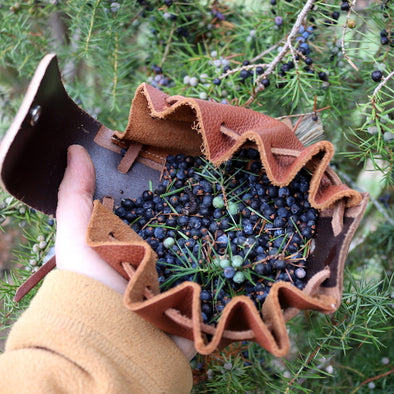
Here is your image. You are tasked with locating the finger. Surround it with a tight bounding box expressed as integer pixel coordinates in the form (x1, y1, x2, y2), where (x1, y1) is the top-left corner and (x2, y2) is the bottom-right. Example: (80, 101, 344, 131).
(56, 144, 96, 239)
(170, 336, 197, 361)
(55, 144, 96, 265)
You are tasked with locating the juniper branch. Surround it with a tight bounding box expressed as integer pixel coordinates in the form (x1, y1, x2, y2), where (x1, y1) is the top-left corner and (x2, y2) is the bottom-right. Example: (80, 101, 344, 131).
(254, 0, 316, 85)
(350, 369, 394, 394)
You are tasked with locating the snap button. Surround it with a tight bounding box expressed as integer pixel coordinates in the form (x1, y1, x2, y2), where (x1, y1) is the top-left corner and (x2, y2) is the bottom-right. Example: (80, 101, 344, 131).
(29, 105, 42, 126)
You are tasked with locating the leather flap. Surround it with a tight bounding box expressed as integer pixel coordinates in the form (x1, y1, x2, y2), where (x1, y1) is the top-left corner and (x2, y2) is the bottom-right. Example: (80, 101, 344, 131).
(0, 54, 161, 216)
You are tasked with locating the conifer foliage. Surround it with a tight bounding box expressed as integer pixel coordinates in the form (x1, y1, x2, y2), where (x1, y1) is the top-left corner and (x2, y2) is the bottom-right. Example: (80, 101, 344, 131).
(0, 1, 393, 392)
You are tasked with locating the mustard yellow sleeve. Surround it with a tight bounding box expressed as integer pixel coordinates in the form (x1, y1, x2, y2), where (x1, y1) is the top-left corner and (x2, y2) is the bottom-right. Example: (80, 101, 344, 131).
(0, 270, 193, 394)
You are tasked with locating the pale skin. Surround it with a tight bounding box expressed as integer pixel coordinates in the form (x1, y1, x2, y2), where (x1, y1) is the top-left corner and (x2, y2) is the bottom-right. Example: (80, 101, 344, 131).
(55, 144, 196, 361)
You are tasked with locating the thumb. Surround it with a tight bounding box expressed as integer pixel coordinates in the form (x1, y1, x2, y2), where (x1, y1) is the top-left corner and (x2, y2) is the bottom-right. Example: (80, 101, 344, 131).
(55, 144, 128, 293)
(55, 144, 97, 269)
(56, 144, 95, 230)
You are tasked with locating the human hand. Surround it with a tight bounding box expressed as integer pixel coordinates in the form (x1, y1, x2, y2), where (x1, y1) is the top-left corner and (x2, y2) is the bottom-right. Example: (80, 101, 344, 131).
(55, 144, 129, 293)
(55, 145, 196, 360)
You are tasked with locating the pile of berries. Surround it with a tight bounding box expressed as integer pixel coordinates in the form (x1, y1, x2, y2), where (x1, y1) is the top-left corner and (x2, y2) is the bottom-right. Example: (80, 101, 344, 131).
(114, 149, 318, 324)
(146, 65, 173, 89)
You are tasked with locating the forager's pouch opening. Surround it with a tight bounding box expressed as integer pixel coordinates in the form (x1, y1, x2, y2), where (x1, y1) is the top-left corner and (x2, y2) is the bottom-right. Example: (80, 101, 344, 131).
(0, 54, 368, 356)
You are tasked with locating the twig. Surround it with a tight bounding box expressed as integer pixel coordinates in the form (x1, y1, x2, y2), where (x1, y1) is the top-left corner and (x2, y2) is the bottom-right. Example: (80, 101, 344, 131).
(371, 70, 394, 105)
(285, 317, 344, 392)
(350, 368, 394, 394)
(341, 0, 359, 71)
(285, 352, 334, 391)
(221, 0, 315, 91)
(84, 0, 101, 55)
(111, 32, 119, 105)
(250, 43, 282, 63)
(243, 0, 316, 105)
(220, 63, 268, 80)
(255, 0, 315, 83)
(275, 106, 330, 120)
(160, 22, 175, 68)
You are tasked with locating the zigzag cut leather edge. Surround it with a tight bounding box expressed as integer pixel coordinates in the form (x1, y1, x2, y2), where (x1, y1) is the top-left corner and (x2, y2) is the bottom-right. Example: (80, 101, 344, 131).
(87, 201, 337, 356)
(116, 83, 362, 210)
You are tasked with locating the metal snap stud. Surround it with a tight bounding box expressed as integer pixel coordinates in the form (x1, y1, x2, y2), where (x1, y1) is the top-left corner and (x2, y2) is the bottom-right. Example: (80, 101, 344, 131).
(29, 105, 42, 126)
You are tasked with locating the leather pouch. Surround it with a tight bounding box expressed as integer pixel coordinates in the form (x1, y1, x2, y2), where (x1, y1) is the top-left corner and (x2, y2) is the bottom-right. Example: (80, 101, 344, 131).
(0, 54, 368, 356)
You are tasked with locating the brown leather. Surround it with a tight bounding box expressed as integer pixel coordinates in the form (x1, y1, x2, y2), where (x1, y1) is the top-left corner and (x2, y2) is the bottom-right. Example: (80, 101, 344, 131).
(86, 192, 368, 356)
(117, 83, 362, 210)
(0, 54, 368, 356)
(0, 55, 164, 215)
(14, 256, 57, 302)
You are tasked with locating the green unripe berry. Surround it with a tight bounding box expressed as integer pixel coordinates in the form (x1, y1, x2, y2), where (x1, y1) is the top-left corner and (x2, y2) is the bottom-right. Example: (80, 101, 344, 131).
(219, 258, 231, 268)
(213, 195, 225, 209)
(233, 271, 245, 283)
(212, 257, 222, 267)
(163, 237, 175, 248)
(227, 201, 239, 215)
(231, 255, 243, 268)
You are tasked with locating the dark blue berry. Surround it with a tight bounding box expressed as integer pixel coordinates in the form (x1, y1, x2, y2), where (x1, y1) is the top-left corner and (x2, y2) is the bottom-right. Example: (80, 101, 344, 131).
(213, 208, 224, 219)
(277, 207, 290, 219)
(115, 206, 126, 218)
(144, 208, 155, 219)
(301, 228, 313, 238)
(201, 302, 212, 316)
(381, 36, 389, 45)
(219, 217, 230, 230)
(278, 187, 290, 198)
(291, 204, 301, 214)
(274, 259, 286, 270)
(281, 63, 290, 73)
(340, 1, 350, 11)
(200, 180, 213, 193)
(240, 69, 251, 79)
(371, 70, 383, 82)
(278, 272, 290, 281)
(224, 266, 235, 279)
(189, 217, 202, 229)
(147, 238, 159, 249)
(217, 234, 229, 246)
(274, 197, 286, 208)
(177, 216, 189, 226)
(273, 216, 285, 228)
(208, 222, 218, 233)
(154, 227, 167, 240)
(305, 57, 313, 65)
(200, 290, 212, 301)
(286, 196, 296, 206)
(121, 198, 135, 210)
(318, 71, 328, 81)
(142, 190, 153, 201)
(143, 201, 154, 210)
